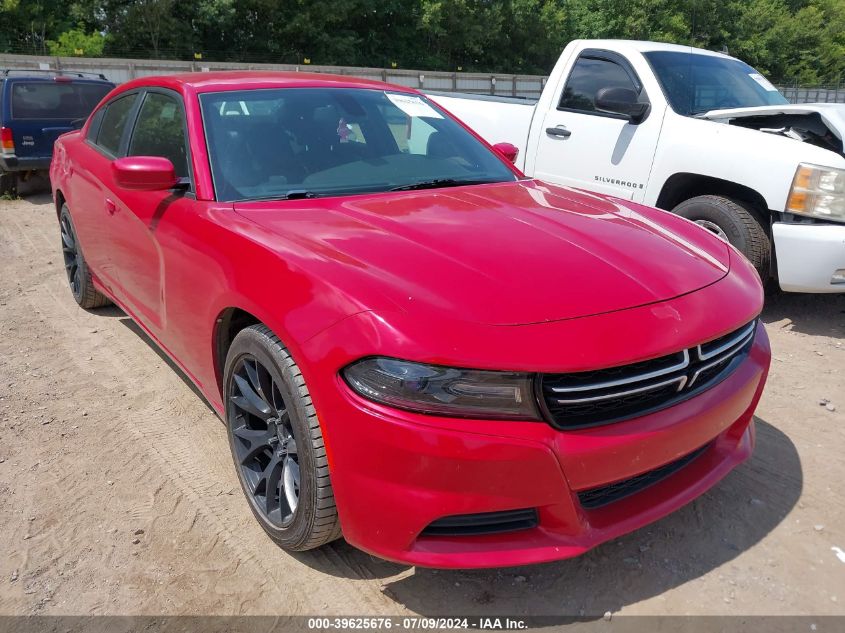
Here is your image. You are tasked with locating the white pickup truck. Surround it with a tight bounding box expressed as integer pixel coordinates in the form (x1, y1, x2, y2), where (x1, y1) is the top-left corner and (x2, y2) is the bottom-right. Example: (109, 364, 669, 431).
(429, 40, 845, 293)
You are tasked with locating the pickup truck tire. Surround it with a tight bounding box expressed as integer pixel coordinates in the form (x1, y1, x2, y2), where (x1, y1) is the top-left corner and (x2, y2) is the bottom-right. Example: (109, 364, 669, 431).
(671, 195, 770, 280)
(0, 171, 16, 196)
(59, 205, 112, 309)
(224, 325, 342, 551)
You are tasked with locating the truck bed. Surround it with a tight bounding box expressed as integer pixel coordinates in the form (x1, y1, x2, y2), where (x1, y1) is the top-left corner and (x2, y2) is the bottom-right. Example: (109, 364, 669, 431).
(426, 91, 536, 169)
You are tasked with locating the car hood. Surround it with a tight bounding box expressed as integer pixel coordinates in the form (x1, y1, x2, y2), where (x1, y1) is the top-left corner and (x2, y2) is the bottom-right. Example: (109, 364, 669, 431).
(234, 181, 730, 326)
(702, 104, 845, 142)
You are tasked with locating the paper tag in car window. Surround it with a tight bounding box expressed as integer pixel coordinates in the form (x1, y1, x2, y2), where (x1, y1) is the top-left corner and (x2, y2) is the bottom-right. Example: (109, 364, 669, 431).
(748, 73, 778, 92)
(385, 93, 443, 119)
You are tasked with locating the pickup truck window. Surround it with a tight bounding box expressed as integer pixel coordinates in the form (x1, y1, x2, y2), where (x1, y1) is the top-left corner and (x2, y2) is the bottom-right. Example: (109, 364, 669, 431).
(95, 93, 138, 156)
(200, 88, 517, 202)
(128, 92, 190, 179)
(644, 51, 789, 116)
(559, 56, 639, 113)
(10, 81, 111, 120)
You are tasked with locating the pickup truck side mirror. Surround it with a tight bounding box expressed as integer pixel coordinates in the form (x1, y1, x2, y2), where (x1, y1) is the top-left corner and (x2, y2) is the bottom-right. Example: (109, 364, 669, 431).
(595, 87, 649, 124)
(112, 156, 178, 191)
(492, 142, 519, 164)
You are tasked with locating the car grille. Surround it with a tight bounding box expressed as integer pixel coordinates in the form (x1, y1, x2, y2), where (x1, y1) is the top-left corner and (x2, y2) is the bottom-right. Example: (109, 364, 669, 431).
(577, 442, 712, 509)
(540, 321, 757, 429)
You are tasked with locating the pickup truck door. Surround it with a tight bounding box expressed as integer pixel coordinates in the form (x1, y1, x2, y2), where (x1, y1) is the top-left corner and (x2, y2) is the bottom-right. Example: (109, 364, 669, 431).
(108, 88, 195, 336)
(532, 50, 665, 202)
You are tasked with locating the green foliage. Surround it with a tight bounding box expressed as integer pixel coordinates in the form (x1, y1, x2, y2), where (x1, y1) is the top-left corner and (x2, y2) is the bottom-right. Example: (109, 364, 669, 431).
(46, 28, 106, 56)
(1, 0, 843, 84)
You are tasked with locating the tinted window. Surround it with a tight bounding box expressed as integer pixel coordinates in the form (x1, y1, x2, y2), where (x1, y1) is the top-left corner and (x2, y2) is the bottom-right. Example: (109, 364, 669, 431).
(200, 88, 517, 202)
(559, 57, 638, 112)
(96, 94, 138, 156)
(11, 81, 112, 120)
(86, 107, 105, 142)
(128, 92, 189, 179)
(644, 51, 789, 115)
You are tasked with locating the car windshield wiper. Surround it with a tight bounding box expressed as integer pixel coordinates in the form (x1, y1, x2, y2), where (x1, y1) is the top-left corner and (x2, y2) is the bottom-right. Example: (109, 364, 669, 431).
(389, 178, 499, 192)
(236, 190, 320, 202)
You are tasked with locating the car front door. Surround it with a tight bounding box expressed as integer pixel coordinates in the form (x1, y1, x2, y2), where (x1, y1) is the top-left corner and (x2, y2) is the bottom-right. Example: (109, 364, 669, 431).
(107, 88, 195, 335)
(532, 50, 665, 202)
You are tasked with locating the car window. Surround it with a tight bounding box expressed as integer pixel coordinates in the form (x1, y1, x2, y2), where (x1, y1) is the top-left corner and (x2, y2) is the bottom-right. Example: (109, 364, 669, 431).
(559, 56, 639, 113)
(200, 87, 517, 202)
(10, 81, 112, 120)
(95, 94, 138, 156)
(85, 107, 106, 143)
(128, 92, 189, 179)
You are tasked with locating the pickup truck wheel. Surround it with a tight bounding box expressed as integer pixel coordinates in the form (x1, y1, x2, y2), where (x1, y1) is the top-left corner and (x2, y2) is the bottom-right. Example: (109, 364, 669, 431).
(59, 205, 111, 309)
(0, 171, 16, 196)
(224, 325, 341, 551)
(671, 195, 771, 281)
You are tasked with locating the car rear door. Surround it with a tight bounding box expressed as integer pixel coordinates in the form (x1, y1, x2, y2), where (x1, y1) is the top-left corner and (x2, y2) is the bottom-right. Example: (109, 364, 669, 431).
(532, 50, 665, 202)
(67, 91, 141, 294)
(7, 78, 112, 163)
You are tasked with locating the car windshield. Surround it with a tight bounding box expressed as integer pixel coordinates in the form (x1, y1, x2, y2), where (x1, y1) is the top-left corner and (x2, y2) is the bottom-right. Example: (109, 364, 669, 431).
(644, 51, 789, 116)
(199, 87, 517, 202)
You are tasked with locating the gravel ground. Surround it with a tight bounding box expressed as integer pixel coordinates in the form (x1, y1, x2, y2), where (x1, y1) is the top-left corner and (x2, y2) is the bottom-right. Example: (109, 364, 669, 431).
(0, 190, 844, 617)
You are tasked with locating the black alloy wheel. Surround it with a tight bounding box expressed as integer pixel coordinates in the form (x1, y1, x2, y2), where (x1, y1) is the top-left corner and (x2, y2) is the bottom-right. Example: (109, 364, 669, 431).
(59, 205, 110, 309)
(60, 211, 82, 301)
(229, 354, 301, 527)
(223, 324, 341, 551)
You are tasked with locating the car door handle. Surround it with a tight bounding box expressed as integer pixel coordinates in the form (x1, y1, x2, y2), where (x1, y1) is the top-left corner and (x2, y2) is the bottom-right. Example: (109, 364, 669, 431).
(105, 198, 117, 215)
(546, 126, 572, 138)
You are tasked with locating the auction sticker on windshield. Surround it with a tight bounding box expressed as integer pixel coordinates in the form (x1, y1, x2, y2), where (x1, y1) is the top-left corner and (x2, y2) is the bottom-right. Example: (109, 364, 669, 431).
(748, 73, 779, 92)
(386, 92, 443, 118)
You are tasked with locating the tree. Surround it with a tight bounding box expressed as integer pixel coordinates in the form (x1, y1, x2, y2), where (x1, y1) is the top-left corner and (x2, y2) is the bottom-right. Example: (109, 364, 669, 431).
(2, 0, 844, 84)
(46, 28, 106, 56)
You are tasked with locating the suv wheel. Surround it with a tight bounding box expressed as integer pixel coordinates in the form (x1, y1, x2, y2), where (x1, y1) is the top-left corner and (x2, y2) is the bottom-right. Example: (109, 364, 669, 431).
(0, 171, 16, 197)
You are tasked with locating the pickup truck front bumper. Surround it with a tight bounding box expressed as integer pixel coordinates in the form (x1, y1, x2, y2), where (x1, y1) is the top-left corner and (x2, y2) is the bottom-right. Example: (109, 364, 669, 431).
(773, 222, 845, 293)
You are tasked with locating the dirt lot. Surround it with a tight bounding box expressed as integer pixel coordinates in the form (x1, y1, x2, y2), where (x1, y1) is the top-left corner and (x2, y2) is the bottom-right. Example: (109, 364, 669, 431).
(0, 190, 844, 618)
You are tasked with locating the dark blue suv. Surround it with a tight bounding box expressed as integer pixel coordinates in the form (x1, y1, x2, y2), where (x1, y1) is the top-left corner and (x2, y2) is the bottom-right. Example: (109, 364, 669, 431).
(1, 70, 114, 194)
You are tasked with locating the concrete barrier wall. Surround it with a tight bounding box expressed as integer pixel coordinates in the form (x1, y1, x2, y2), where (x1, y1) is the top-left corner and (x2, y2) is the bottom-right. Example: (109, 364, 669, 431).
(0, 53, 547, 99)
(2, 53, 841, 103)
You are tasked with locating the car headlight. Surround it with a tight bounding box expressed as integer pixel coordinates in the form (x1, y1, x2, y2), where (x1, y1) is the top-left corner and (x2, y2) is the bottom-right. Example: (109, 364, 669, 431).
(786, 163, 845, 223)
(342, 357, 541, 420)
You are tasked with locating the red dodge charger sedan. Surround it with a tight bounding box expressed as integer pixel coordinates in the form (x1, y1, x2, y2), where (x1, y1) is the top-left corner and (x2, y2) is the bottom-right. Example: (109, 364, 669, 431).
(50, 72, 770, 568)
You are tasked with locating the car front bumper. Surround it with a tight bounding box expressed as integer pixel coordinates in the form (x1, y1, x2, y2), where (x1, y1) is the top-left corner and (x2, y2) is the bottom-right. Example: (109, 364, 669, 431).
(773, 221, 845, 293)
(315, 322, 770, 568)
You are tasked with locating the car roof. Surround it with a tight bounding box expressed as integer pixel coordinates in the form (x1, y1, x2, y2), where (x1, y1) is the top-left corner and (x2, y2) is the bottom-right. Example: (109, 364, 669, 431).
(575, 39, 739, 61)
(119, 71, 417, 95)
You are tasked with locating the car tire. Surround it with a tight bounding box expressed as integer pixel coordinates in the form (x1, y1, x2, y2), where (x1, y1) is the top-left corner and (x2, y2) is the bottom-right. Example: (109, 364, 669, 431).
(59, 205, 112, 309)
(0, 171, 16, 196)
(671, 195, 771, 281)
(224, 324, 341, 551)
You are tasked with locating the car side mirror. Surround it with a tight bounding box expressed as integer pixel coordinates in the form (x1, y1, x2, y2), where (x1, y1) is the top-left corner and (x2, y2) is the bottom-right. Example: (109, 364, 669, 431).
(492, 142, 519, 164)
(112, 156, 178, 191)
(595, 87, 649, 124)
